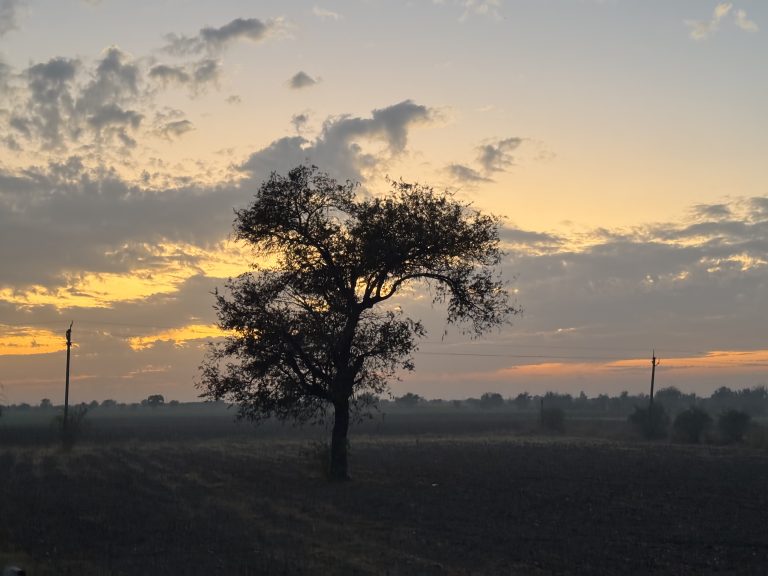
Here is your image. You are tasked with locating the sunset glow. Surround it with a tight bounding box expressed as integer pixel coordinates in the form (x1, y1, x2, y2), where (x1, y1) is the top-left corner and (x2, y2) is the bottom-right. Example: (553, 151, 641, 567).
(1, 0, 766, 403)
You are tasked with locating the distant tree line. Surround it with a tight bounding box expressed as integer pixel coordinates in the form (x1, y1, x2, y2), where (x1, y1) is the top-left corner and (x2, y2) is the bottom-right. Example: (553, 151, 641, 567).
(2, 386, 766, 417)
(379, 385, 768, 417)
(1, 395, 181, 412)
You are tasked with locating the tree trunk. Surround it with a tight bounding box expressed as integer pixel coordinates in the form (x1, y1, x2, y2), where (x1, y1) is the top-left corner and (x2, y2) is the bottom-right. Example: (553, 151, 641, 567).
(330, 397, 350, 481)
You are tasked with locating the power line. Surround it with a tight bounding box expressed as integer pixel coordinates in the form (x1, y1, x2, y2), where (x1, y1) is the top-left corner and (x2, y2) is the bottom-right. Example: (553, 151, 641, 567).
(415, 351, 638, 361)
(0, 319, 208, 330)
(1, 321, 766, 366)
(420, 341, 708, 356)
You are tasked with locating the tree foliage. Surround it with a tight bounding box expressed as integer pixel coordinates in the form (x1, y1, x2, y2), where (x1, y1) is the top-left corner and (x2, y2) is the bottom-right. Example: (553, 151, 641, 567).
(199, 165, 518, 479)
(718, 409, 751, 444)
(672, 406, 712, 443)
(629, 403, 669, 440)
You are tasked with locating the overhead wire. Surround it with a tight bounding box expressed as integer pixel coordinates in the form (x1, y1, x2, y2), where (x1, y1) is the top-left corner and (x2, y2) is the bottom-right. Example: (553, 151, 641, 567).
(1, 321, 767, 367)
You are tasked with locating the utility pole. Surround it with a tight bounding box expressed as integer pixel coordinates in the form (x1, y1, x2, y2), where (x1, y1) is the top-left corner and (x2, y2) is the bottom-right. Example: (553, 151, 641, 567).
(64, 321, 73, 432)
(649, 349, 660, 407)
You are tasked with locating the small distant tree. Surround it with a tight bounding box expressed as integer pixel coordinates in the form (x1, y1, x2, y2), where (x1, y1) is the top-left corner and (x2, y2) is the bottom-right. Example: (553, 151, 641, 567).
(199, 165, 517, 480)
(146, 394, 165, 407)
(479, 392, 504, 409)
(594, 394, 610, 412)
(39, 398, 53, 410)
(513, 392, 531, 410)
(394, 392, 423, 407)
(672, 406, 712, 443)
(718, 410, 751, 444)
(101, 399, 117, 408)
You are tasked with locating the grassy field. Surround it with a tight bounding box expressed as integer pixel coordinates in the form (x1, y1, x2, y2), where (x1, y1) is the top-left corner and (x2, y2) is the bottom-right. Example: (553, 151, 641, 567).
(1, 409, 767, 575)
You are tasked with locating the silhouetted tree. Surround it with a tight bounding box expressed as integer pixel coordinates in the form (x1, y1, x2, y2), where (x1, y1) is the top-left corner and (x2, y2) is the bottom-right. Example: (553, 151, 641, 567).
(145, 394, 165, 407)
(672, 406, 712, 443)
(39, 398, 53, 410)
(199, 165, 517, 480)
(479, 392, 504, 409)
(629, 403, 669, 439)
(394, 392, 423, 407)
(594, 394, 610, 412)
(718, 410, 751, 444)
(513, 392, 531, 410)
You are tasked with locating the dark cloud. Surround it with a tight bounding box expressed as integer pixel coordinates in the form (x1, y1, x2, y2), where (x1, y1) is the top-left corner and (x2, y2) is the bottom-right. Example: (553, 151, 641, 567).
(693, 203, 731, 220)
(288, 71, 317, 90)
(750, 197, 768, 218)
(0, 100, 436, 293)
(501, 198, 768, 355)
(501, 227, 563, 248)
(241, 100, 435, 182)
(0, 57, 10, 86)
(192, 58, 220, 86)
(78, 47, 140, 111)
(148, 59, 221, 94)
(446, 163, 492, 184)
(0, 0, 22, 37)
(22, 57, 79, 149)
(477, 137, 522, 173)
(291, 112, 309, 133)
(446, 136, 523, 184)
(87, 104, 142, 131)
(163, 17, 283, 56)
(156, 119, 194, 140)
(238, 135, 311, 180)
(148, 64, 190, 85)
(0, 158, 249, 288)
(8, 48, 146, 152)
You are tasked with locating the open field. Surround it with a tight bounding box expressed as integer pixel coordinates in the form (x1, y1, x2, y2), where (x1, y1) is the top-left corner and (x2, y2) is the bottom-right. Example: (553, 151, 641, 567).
(2, 410, 768, 575)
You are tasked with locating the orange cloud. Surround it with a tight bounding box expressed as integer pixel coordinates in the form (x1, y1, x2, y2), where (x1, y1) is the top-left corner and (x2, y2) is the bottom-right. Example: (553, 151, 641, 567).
(128, 323, 227, 350)
(0, 325, 65, 356)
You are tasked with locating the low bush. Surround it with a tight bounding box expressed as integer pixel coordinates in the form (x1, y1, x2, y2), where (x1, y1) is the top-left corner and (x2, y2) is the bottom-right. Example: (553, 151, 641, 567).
(673, 406, 712, 443)
(718, 410, 751, 444)
(52, 404, 89, 449)
(629, 403, 669, 440)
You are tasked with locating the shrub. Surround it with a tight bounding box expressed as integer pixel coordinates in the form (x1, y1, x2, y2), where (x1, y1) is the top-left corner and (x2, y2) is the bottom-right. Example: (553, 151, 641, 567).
(672, 406, 712, 443)
(540, 407, 566, 433)
(52, 404, 89, 449)
(629, 403, 669, 439)
(479, 392, 504, 409)
(394, 393, 423, 407)
(718, 410, 751, 444)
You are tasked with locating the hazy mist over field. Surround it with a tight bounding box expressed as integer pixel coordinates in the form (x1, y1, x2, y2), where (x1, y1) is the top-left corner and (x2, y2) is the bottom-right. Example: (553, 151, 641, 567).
(1, 0, 767, 404)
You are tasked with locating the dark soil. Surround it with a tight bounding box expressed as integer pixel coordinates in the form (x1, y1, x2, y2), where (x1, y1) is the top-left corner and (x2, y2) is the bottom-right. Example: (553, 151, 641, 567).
(1, 416, 767, 574)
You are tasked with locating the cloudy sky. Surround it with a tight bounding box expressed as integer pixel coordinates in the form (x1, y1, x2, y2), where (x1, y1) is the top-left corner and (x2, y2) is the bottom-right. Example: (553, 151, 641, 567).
(1, 0, 766, 404)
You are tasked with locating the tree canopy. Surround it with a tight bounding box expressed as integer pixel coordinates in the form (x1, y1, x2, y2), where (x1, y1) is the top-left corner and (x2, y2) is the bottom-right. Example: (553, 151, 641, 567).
(199, 165, 518, 479)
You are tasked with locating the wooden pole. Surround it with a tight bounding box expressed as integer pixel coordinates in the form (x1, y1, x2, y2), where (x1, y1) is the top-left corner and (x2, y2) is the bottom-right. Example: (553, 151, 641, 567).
(649, 350, 659, 407)
(64, 321, 73, 431)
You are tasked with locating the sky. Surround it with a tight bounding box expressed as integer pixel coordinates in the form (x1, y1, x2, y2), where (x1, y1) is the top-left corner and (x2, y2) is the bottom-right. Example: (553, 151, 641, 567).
(1, 0, 767, 404)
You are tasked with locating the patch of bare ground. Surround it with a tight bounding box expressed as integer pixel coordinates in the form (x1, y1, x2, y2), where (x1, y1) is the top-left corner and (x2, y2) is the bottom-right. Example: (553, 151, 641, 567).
(1, 433, 767, 574)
